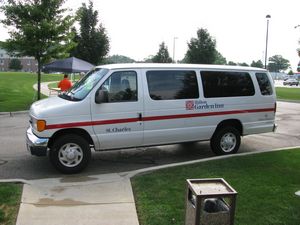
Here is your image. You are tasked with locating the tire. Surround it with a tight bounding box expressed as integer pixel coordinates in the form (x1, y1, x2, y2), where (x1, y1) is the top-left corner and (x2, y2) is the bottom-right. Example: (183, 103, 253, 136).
(49, 134, 91, 174)
(210, 127, 241, 155)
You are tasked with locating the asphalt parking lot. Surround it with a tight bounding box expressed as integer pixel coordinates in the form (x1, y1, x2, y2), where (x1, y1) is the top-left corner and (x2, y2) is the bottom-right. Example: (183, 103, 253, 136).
(0, 101, 299, 179)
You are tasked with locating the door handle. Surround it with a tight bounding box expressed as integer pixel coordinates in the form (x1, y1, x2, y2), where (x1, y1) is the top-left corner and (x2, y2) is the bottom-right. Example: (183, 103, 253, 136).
(138, 113, 142, 121)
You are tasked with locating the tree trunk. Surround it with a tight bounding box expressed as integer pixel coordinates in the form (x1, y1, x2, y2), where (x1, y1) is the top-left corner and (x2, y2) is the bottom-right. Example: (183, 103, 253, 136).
(37, 57, 41, 100)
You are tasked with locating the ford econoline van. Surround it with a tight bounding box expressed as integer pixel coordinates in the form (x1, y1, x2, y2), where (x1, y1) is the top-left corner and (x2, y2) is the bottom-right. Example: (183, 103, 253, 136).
(26, 64, 277, 173)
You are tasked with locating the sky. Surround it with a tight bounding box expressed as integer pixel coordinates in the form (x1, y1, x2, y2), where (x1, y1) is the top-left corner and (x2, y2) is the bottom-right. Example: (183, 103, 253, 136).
(0, 0, 300, 70)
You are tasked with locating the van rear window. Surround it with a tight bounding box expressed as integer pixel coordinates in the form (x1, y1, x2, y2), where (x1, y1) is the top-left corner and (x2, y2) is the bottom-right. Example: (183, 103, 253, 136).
(255, 73, 273, 95)
(146, 70, 199, 100)
(201, 71, 255, 98)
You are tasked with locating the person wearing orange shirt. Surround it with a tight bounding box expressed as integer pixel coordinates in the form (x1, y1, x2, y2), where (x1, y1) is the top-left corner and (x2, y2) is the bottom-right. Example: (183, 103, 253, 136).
(58, 74, 72, 91)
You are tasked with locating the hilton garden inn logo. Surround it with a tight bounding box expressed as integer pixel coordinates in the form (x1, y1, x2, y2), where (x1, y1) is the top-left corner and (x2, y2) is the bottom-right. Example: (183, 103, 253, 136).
(186, 100, 224, 110)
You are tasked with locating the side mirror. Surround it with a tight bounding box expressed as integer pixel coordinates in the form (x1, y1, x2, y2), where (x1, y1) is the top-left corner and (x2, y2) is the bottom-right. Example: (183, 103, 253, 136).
(95, 89, 108, 104)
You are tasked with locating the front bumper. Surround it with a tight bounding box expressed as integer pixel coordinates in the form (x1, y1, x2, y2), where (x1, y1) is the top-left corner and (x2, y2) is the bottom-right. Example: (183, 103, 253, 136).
(26, 127, 49, 156)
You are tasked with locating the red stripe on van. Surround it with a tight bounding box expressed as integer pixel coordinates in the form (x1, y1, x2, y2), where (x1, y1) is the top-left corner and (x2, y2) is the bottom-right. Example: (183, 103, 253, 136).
(45, 118, 139, 130)
(45, 107, 275, 130)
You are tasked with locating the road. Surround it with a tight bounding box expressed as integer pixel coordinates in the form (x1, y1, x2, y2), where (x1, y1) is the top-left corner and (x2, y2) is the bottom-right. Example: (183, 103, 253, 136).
(0, 101, 299, 180)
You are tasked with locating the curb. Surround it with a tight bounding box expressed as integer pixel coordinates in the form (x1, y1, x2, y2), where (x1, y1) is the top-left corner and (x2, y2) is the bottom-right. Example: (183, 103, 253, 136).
(0, 146, 299, 184)
(0, 110, 29, 117)
(276, 99, 300, 104)
(124, 145, 300, 179)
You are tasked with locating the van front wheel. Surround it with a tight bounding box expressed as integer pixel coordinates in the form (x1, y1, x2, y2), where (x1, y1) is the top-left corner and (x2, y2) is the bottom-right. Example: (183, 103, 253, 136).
(210, 127, 240, 155)
(49, 134, 91, 174)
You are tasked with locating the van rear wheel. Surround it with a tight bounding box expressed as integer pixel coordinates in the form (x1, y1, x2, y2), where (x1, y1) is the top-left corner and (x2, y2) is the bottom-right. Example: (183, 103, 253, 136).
(210, 127, 240, 155)
(49, 134, 91, 174)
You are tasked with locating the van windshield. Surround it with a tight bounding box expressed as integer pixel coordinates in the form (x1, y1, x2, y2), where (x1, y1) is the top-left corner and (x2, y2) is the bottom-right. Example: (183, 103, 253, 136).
(59, 68, 109, 101)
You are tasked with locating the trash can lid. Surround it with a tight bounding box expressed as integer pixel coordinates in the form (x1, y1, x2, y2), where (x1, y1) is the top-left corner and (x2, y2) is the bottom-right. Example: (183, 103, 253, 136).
(187, 178, 237, 196)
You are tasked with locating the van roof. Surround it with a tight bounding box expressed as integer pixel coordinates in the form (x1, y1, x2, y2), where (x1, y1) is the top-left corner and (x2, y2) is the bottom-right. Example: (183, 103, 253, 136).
(95, 63, 267, 72)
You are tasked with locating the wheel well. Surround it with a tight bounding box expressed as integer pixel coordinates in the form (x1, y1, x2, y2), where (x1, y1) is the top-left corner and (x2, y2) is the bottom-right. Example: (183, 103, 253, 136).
(48, 128, 94, 149)
(214, 119, 243, 136)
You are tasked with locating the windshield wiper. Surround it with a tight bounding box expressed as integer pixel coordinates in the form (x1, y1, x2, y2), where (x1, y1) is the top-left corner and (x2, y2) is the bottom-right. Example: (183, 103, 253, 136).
(58, 92, 71, 100)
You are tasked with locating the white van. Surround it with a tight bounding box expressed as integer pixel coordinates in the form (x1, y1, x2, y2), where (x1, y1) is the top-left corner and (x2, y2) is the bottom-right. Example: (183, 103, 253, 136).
(26, 64, 277, 173)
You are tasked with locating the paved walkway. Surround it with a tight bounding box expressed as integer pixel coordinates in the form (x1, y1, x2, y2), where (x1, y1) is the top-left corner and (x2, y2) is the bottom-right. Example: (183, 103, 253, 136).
(33, 81, 58, 97)
(15, 173, 139, 225)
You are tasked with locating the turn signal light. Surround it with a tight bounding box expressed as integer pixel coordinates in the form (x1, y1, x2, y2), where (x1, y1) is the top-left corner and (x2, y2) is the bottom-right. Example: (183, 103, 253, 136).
(37, 120, 46, 132)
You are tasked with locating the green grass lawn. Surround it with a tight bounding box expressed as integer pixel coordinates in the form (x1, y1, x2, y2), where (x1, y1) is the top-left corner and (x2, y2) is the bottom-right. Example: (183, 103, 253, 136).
(132, 149, 300, 225)
(0, 183, 22, 225)
(0, 72, 61, 112)
(276, 87, 300, 101)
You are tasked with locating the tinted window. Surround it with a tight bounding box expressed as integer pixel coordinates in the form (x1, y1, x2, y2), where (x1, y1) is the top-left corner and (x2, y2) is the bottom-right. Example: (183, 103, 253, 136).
(146, 70, 199, 100)
(201, 71, 255, 98)
(100, 71, 137, 102)
(256, 73, 273, 95)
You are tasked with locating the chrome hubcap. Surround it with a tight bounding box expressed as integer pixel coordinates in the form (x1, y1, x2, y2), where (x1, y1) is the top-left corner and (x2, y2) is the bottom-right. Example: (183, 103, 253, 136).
(58, 143, 83, 167)
(220, 133, 236, 152)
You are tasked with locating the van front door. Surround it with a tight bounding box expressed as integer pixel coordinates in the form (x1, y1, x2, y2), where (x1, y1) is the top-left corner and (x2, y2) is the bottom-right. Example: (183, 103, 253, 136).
(91, 70, 143, 150)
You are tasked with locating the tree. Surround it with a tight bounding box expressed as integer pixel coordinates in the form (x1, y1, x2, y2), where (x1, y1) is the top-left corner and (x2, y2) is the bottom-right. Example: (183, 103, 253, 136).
(70, 1, 109, 65)
(184, 28, 217, 64)
(227, 61, 237, 66)
(214, 51, 227, 65)
(267, 55, 290, 72)
(251, 60, 264, 68)
(152, 42, 172, 63)
(104, 55, 135, 64)
(1, 0, 74, 100)
(238, 62, 249, 67)
(9, 58, 22, 71)
(141, 56, 153, 63)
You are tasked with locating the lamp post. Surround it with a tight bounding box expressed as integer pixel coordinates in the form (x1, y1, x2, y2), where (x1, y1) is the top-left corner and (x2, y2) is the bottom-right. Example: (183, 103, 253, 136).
(295, 25, 300, 72)
(173, 37, 178, 63)
(264, 15, 271, 69)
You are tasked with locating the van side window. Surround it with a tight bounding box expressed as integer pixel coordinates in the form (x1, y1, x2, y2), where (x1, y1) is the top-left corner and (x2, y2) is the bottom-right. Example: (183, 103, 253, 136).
(255, 73, 273, 95)
(146, 70, 199, 100)
(100, 71, 137, 102)
(201, 71, 255, 98)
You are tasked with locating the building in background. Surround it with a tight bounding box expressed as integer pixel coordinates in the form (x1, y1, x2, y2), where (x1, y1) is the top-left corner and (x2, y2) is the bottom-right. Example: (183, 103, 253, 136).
(0, 48, 38, 72)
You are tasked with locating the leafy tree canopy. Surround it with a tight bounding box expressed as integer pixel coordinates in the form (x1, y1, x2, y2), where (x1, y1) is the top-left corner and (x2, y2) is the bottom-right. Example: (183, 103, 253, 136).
(238, 62, 249, 67)
(214, 51, 227, 65)
(152, 42, 172, 63)
(1, 0, 74, 99)
(9, 58, 22, 71)
(70, 1, 109, 65)
(227, 61, 237, 66)
(184, 28, 217, 64)
(251, 60, 264, 68)
(104, 55, 135, 64)
(268, 55, 290, 72)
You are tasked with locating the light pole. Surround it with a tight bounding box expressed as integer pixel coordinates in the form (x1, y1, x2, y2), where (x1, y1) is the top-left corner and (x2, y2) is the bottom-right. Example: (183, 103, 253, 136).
(264, 15, 271, 69)
(173, 37, 178, 63)
(295, 25, 300, 71)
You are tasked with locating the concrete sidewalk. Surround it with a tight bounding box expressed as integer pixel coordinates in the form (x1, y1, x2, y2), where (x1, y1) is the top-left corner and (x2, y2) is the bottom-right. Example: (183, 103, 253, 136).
(33, 82, 57, 97)
(16, 173, 139, 225)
